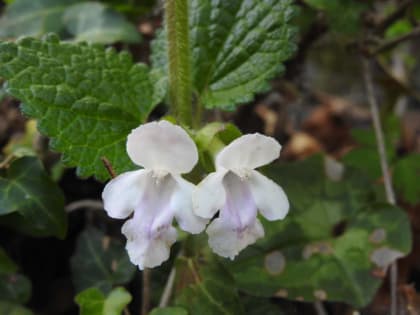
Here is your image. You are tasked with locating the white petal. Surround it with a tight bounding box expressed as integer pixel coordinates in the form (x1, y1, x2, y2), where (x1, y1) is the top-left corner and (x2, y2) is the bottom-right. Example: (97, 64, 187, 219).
(193, 170, 227, 219)
(121, 174, 178, 269)
(248, 170, 289, 221)
(171, 176, 208, 234)
(123, 211, 177, 269)
(207, 218, 264, 259)
(206, 171, 263, 259)
(126, 120, 198, 174)
(101, 169, 148, 219)
(216, 133, 281, 170)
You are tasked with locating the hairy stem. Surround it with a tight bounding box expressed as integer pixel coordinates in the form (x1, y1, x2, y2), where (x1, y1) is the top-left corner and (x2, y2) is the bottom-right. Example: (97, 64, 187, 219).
(165, 0, 192, 126)
(363, 58, 398, 315)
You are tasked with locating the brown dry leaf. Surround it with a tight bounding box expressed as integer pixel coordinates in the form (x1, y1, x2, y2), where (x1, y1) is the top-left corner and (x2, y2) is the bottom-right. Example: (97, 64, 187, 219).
(401, 111, 420, 153)
(0, 98, 26, 148)
(138, 21, 154, 36)
(302, 100, 353, 155)
(400, 285, 420, 315)
(255, 104, 278, 136)
(399, 203, 420, 283)
(282, 131, 323, 160)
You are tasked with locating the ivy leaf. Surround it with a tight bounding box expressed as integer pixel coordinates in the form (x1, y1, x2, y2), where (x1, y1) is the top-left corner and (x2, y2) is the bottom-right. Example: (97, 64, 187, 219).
(75, 287, 132, 315)
(0, 248, 17, 274)
(150, 307, 189, 315)
(226, 155, 412, 307)
(393, 154, 420, 205)
(0, 274, 31, 304)
(152, 0, 297, 110)
(0, 0, 78, 38)
(242, 296, 289, 315)
(0, 247, 31, 304)
(0, 157, 67, 238)
(63, 2, 141, 44)
(0, 34, 157, 180)
(342, 124, 399, 180)
(0, 301, 33, 315)
(70, 227, 136, 293)
(175, 259, 244, 315)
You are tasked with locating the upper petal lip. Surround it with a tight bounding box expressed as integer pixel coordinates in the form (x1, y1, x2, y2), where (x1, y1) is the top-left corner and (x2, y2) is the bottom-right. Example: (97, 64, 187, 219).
(126, 120, 198, 174)
(215, 133, 281, 170)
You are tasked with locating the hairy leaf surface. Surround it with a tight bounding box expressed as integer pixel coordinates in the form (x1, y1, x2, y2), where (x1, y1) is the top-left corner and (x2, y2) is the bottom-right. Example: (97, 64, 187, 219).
(152, 0, 297, 110)
(0, 35, 156, 179)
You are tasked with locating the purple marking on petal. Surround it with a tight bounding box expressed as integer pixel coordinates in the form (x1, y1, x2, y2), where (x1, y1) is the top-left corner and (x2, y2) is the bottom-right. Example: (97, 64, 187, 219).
(206, 171, 265, 259)
(131, 172, 177, 241)
(221, 171, 258, 236)
(121, 173, 182, 268)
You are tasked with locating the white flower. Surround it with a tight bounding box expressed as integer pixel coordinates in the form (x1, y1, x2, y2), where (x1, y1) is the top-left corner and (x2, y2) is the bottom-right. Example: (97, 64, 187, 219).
(193, 134, 289, 259)
(102, 121, 207, 270)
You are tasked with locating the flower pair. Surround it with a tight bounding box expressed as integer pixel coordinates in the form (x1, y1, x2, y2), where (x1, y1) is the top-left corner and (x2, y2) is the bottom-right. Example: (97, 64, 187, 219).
(102, 121, 289, 269)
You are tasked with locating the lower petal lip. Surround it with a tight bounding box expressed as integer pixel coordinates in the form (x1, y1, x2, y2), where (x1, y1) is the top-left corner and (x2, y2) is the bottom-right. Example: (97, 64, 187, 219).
(203, 171, 264, 258)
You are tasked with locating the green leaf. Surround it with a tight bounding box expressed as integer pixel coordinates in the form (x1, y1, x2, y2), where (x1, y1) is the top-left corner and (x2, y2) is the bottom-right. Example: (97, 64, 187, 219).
(342, 148, 383, 180)
(0, 301, 33, 315)
(150, 307, 189, 315)
(0, 156, 67, 238)
(103, 0, 157, 16)
(0, 248, 31, 304)
(0, 0, 78, 38)
(385, 19, 412, 39)
(0, 35, 156, 180)
(303, 0, 367, 34)
(0, 248, 17, 274)
(342, 121, 399, 180)
(394, 154, 420, 205)
(63, 2, 141, 44)
(0, 274, 31, 304)
(75, 287, 132, 315)
(242, 296, 289, 315)
(152, 0, 297, 110)
(226, 155, 412, 307)
(70, 227, 136, 293)
(175, 259, 244, 315)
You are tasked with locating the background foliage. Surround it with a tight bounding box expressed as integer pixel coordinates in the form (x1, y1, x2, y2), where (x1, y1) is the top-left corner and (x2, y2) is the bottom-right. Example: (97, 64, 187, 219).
(0, 0, 419, 314)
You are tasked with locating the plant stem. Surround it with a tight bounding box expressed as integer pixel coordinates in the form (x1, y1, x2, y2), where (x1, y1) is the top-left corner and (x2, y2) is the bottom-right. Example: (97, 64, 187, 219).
(165, 0, 192, 126)
(372, 25, 420, 55)
(362, 59, 396, 205)
(158, 265, 177, 307)
(375, 0, 413, 34)
(101, 157, 117, 178)
(65, 199, 103, 213)
(313, 301, 328, 315)
(141, 269, 151, 315)
(362, 58, 398, 315)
